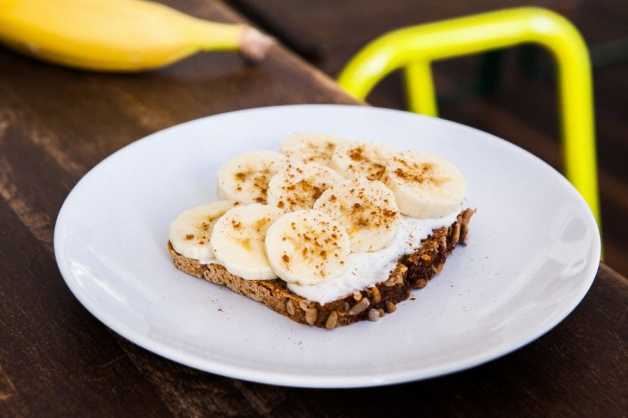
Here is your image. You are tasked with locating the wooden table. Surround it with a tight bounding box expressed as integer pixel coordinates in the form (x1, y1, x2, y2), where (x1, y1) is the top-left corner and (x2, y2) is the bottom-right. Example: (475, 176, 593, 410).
(0, 2, 626, 417)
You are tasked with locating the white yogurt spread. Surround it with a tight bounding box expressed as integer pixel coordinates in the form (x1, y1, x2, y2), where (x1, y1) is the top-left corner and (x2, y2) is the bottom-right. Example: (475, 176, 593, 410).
(286, 209, 461, 304)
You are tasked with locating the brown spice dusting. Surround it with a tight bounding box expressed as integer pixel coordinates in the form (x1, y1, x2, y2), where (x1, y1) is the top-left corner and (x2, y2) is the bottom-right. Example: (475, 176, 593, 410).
(185, 234, 194, 240)
(240, 238, 252, 251)
(393, 157, 446, 186)
(253, 217, 270, 233)
(368, 163, 386, 181)
(349, 146, 365, 161)
(282, 254, 290, 264)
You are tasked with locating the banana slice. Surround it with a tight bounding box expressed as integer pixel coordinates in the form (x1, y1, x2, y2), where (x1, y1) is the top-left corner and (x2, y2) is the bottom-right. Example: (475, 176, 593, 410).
(267, 161, 343, 212)
(217, 150, 286, 204)
(314, 177, 400, 252)
(280, 134, 346, 166)
(211, 203, 283, 280)
(169, 201, 236, 263)
(265, 210, 351, 285)
(331, 141, 390, 181)
(386, 151, 466, 218)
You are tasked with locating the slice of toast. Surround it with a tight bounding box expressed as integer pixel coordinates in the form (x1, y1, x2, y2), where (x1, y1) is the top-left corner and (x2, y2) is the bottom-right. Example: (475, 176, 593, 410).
(168, 208, 475, 329)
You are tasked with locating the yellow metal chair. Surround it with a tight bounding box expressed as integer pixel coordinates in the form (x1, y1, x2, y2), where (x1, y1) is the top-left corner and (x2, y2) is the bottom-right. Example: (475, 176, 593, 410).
(338, 7, 600, 223)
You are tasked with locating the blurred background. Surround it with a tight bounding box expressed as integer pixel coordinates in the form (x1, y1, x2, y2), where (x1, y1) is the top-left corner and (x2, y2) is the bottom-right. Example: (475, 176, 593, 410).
(229, 0, 628, 273)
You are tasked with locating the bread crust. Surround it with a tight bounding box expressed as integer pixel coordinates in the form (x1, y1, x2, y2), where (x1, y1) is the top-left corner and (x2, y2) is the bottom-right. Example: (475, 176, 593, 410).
(168, 209, 475, 329)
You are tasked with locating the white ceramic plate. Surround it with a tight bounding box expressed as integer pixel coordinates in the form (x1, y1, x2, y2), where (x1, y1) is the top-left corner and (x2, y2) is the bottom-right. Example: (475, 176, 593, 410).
(54, 105, 600, 388)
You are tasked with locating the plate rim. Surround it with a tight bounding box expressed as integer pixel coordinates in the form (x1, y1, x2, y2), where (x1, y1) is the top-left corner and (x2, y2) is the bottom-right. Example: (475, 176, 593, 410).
(54, 104, 601, 388)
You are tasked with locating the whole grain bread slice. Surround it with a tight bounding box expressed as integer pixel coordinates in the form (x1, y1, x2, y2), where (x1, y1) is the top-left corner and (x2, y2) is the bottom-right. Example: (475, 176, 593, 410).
(168, 208, 475, 329)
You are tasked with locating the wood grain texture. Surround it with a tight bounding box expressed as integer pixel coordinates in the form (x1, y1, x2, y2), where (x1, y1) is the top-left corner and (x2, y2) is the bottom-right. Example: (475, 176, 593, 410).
(0, 1, 625, 417)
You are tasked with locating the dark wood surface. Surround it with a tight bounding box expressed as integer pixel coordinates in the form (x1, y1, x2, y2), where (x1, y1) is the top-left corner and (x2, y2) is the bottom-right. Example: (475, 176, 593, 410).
(0, 1, 626, 417)
(232, 0, 628, 275)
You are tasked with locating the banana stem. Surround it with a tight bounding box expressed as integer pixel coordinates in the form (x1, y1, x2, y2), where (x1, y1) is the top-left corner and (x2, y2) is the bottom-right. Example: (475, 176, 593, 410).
(190, 19, 275, 62)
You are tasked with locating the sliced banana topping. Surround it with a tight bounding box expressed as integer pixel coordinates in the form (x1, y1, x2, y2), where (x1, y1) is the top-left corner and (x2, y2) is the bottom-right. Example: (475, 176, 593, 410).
(280, 134, 346, 166)
(267, 161, 343, 212)
(265, 210, 351, 285)
(217, 150, 286, 204)
(314, 177, 399, 252)
(211, 203, 283, 280)
(386, 151, 466, 218)
(169, 201, 236, 263)
(331, 141, 390, 181)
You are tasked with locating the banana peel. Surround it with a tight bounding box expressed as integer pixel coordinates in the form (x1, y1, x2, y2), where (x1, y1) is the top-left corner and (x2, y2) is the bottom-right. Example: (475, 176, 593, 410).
(0, 0, 274, 71)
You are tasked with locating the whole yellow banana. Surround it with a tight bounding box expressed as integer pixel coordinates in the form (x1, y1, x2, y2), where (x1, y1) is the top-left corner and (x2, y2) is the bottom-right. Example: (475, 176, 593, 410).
(0, 0, 274, 71)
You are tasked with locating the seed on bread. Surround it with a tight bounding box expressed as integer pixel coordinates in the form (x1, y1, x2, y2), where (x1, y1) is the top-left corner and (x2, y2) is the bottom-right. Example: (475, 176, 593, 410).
(368, 308, 381, 321)
(370, 286, 382, 304)
(451, 221, 461, 244)
(415, 278, 428, 289)
(305, 307, 318, 325)
(286, 299, 296, 316)
(325, 311, 338, 329)
(348, 298, 370, 315)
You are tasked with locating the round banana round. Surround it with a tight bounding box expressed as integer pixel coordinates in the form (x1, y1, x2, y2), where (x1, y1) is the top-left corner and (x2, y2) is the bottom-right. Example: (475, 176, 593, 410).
(386, 151, 466, 218)
(169, 201, 236, 263)
(211, 203, 283, 280)
(331, 141, 390, 181)
(265, 210, 351, 285)
(280, 134, 346, 166)
(217, 150, 286, 204)
(267, 161, 343, 212)
(314, 177, 400, 252)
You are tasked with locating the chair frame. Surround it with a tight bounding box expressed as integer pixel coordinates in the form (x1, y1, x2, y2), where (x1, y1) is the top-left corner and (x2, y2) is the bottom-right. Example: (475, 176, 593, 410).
(338, 7, 600, 222)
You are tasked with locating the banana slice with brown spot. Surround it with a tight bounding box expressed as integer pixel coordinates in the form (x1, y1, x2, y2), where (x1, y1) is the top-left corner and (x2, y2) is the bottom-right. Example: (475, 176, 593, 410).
(314, 177, 399, 252)
(280, 134, 347, 166)
(267, 161, 343, 211)
(169, 201, 236, 263)
(217, 150, 286, 204)
(386, 151, 466, 218)
(211, 203, 283, 279)
(265, 209, 351, 285)
(331, 141, 390, 181)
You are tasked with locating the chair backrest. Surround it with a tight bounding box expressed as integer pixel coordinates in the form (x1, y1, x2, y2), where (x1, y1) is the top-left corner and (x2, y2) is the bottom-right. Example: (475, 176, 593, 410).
(338, 7, 600, 223)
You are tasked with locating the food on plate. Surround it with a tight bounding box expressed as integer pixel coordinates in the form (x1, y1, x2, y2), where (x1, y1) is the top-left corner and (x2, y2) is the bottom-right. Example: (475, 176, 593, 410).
(267, 161, 342, 212)
(331, 141, 390, 181)
(168, 136, 475, 329)
(217, 150, 285, 204)
(280, 134, 346, 166)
